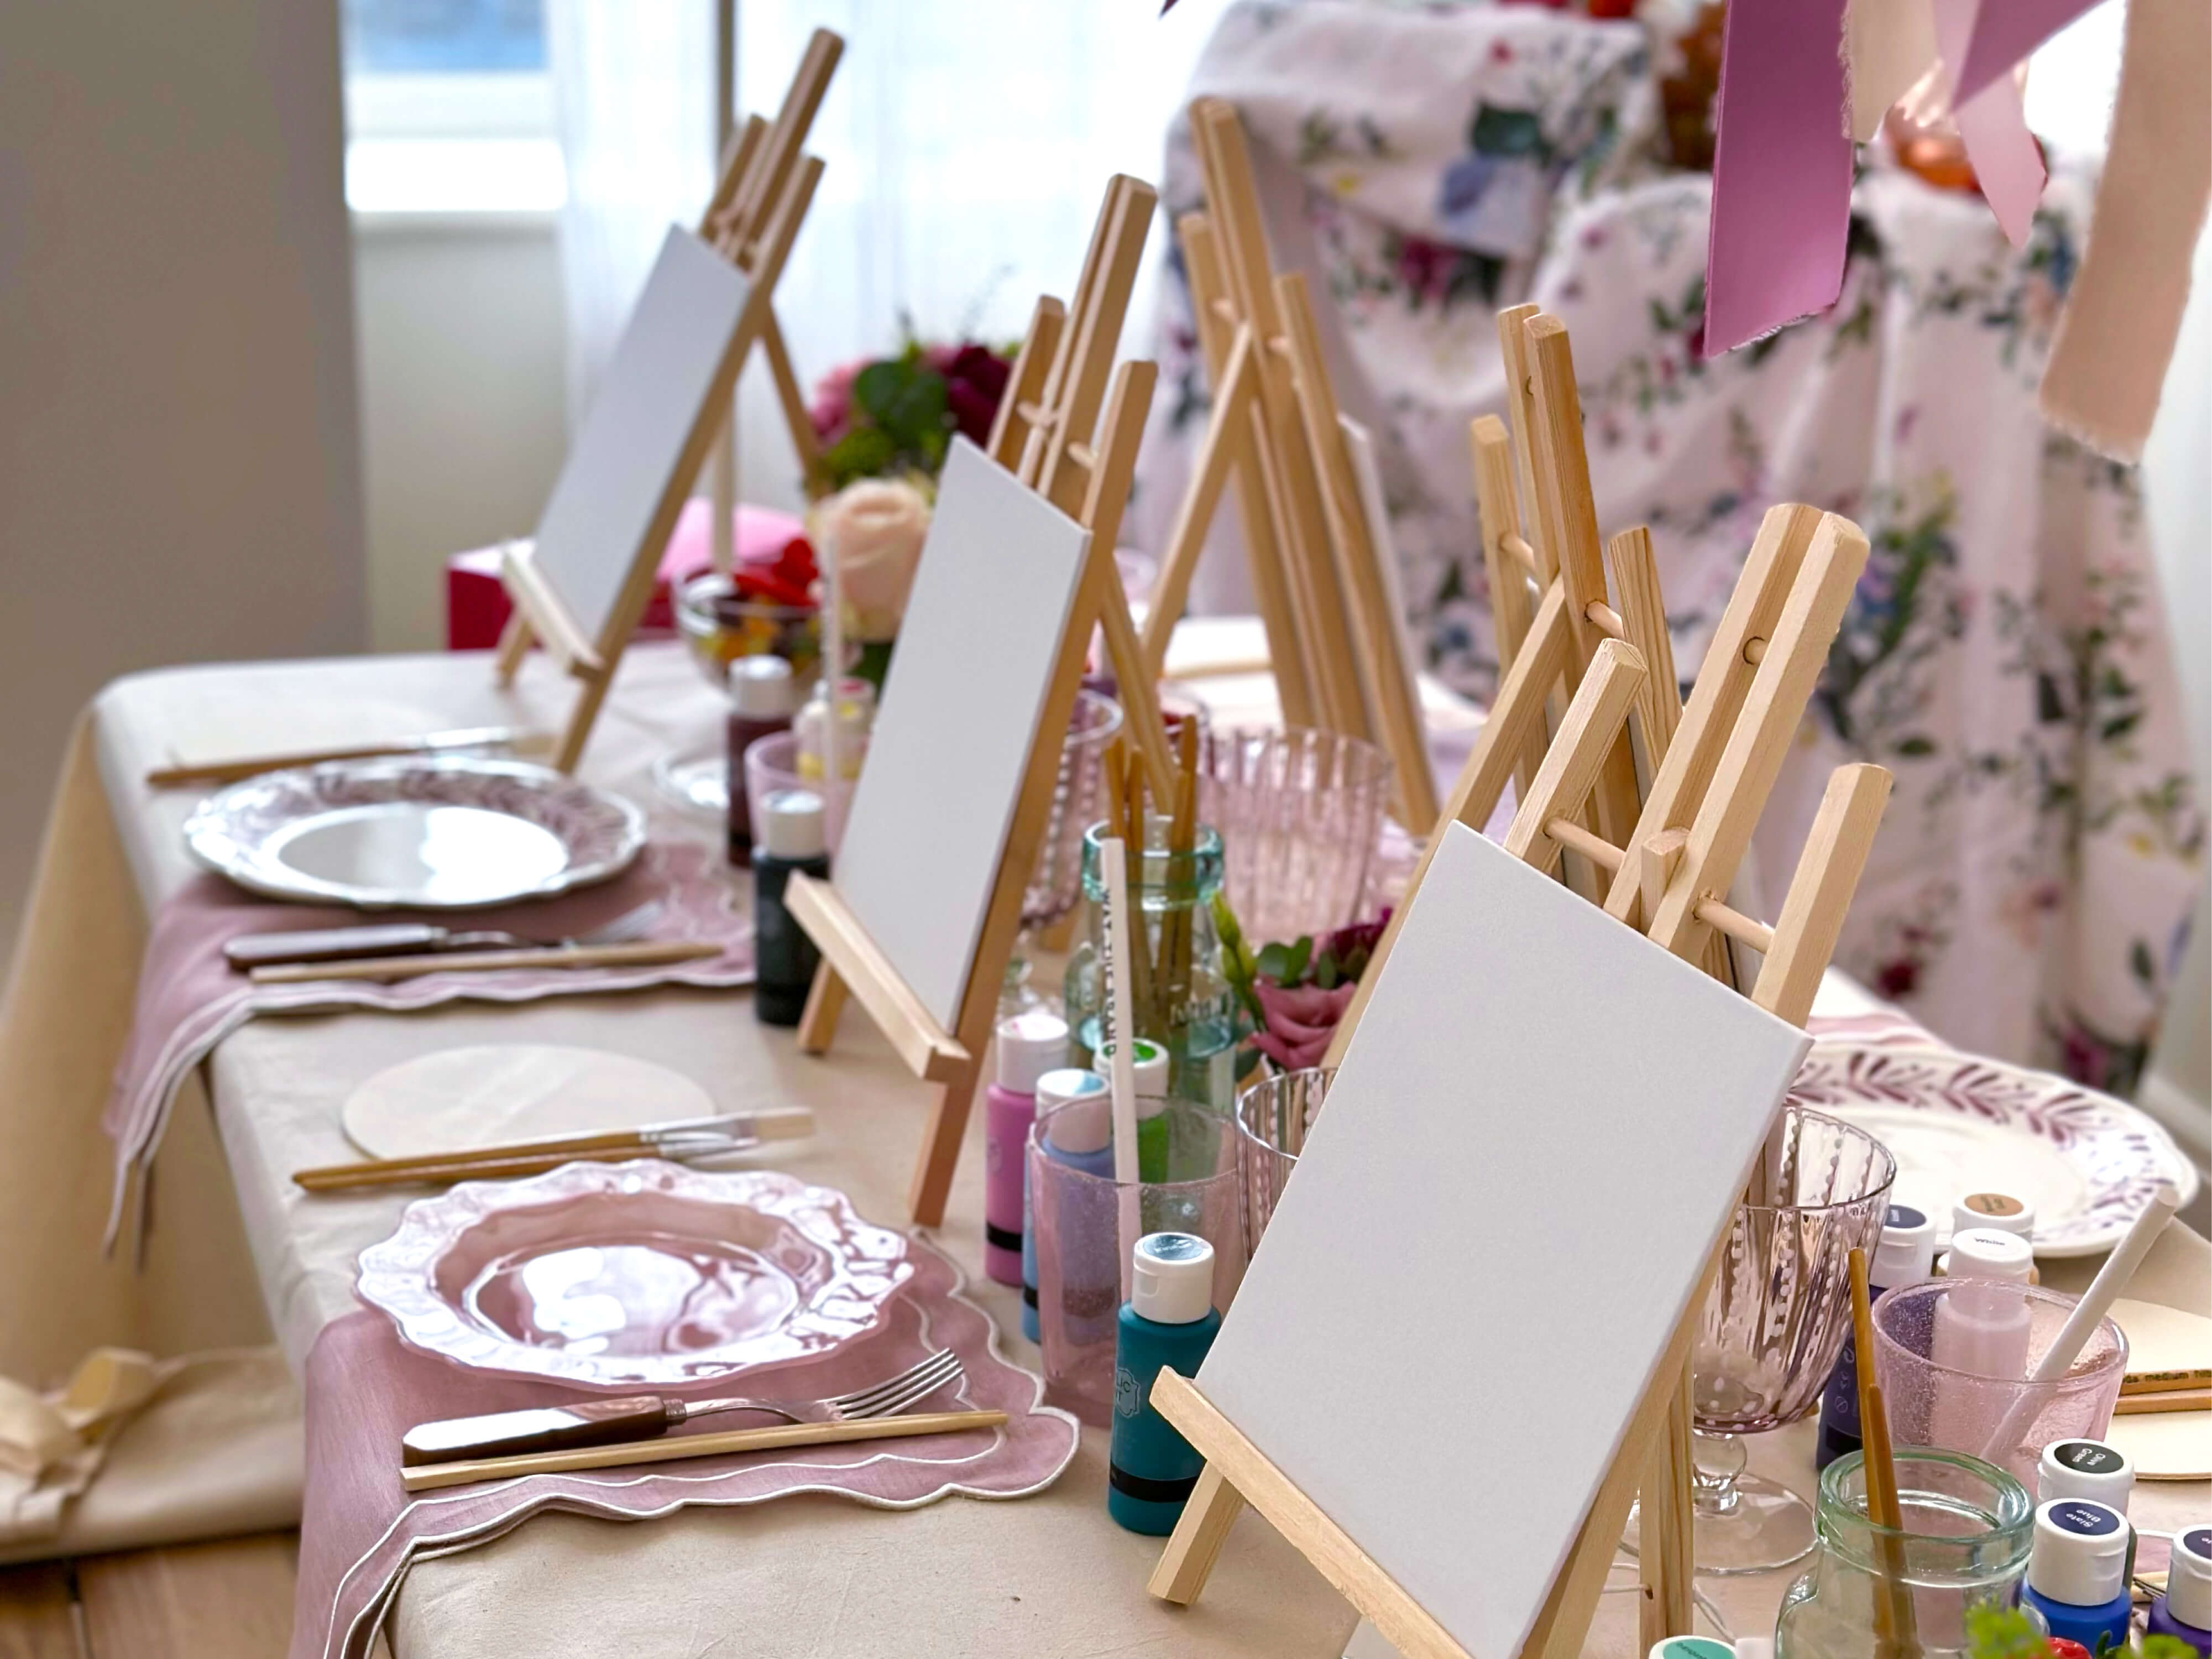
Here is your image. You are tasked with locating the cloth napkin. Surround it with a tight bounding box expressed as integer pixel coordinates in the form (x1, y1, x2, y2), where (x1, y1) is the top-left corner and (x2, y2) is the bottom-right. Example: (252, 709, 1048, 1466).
(292, 1231, 1078, 1659)
(102, 839, 752, 1252)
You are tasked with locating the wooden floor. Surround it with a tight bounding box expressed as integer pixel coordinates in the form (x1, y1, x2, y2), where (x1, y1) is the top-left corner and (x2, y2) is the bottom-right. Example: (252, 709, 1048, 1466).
(0, 1534, 296, 1659)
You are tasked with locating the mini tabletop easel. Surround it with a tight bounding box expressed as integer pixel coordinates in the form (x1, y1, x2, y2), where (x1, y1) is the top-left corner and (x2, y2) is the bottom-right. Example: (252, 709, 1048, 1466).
(1325, 304, 1707, 1061)
(787, 175, 1170, 1227)
(699, 27, 844, 505)
(1137, 98, 1440, 833)
(494, 31, 840, 774)
(1148, 469, 1894, 1652)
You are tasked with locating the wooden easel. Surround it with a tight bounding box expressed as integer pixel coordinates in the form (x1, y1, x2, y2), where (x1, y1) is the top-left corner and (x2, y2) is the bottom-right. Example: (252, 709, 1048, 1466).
(1137, 99, 1440, 833)
(1325, 305, 1705, 1058)
(699, 27, 844, 502)
(1148, 507, 1892, 1654)
(494, 33, 840, 773)
(787, 176, 1169, 1227)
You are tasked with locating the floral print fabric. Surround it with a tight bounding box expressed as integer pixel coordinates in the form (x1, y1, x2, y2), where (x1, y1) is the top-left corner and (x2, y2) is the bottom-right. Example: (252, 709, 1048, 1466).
(1131, 0, 2201, 1087)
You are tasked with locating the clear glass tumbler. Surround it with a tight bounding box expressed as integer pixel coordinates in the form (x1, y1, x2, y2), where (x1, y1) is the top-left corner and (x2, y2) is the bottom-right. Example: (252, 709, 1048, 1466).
(1197, 726, 1388, 946)
(1776, 1448, 2034, 1659)
(1870, 1281, 2127, 1491)
(1233, 1066, 1331, 1254)
(1063, 820, 1238, 1112)
(1028, 1098, 1244, 1426)
(1690, 1104, 1896, 1575)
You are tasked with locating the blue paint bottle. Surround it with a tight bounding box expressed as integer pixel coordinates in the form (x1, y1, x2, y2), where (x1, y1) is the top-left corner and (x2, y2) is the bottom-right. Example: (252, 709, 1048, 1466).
(1107, 1232, 1220, 1535)
(1021, 1070, 1112, 1343)
(1815, 1202, 1936, 1470)
(2019, 1498, 2133, 1654)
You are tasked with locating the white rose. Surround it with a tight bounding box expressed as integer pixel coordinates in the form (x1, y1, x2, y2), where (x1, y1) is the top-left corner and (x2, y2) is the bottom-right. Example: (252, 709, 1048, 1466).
(812, 478, 931, 642)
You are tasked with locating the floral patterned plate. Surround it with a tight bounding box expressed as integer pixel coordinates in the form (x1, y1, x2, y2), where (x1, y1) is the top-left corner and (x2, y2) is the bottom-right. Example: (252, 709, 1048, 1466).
(1789, 1044, 2199, 1258)
(185, 755, 644, 909)
(356, 1161, 914, 1386)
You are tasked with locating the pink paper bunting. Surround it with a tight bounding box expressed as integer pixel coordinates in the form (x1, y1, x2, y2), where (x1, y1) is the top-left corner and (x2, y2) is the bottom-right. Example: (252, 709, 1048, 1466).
(1934, 0, 2048, 247)
(1702, 0, 1859, 354)
(1953, 0, 2104, 104)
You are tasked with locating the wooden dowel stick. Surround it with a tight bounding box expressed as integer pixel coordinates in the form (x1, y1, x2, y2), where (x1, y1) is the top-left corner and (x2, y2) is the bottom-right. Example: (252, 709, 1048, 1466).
(401, 1409, 1009, 1493)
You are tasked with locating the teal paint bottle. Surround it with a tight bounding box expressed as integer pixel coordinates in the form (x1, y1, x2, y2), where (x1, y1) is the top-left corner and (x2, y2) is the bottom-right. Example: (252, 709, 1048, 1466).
(1107, 1232, 1220, 1536)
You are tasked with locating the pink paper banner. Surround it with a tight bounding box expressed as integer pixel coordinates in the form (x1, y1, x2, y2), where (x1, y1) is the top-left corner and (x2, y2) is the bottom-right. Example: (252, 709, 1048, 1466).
(1954, 0, 2103, 103)
(1702, 0, 1859, 354)
(1935, 0, 2048, 247)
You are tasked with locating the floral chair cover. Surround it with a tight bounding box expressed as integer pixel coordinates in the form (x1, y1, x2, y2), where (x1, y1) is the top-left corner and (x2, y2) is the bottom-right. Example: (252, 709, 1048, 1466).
(1130, 0, 2201, 1086)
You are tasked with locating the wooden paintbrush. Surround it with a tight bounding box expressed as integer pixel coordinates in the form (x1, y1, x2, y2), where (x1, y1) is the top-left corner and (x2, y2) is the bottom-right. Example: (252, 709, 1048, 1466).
(1851, 1246, 1920, 1659)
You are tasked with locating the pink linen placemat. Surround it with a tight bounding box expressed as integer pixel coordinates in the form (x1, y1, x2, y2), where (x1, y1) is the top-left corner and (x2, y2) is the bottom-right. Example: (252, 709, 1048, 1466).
(103, 840, 751, 1250)
(292, 1230, 1078, 1659)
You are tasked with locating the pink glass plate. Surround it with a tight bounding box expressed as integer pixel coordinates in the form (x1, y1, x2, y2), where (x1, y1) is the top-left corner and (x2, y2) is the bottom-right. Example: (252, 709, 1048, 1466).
(355, 1161, 913, 1386)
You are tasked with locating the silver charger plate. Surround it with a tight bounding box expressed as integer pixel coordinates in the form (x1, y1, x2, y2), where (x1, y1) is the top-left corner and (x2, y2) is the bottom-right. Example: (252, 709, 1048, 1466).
(184, 755, 646, 909)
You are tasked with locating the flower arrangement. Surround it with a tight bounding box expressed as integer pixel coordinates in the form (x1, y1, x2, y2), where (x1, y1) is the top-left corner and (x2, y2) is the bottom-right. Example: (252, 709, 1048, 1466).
(803, 339, 1016, 676)
(1215, 900, 1390, 1073)
(808, 340, 1014, 495)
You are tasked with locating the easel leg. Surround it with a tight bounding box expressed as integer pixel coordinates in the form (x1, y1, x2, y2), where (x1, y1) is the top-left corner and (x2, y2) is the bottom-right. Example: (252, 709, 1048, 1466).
(1638, 1358, 1697, 1649)
(1148, 1464, 1247, 1606)
(906, 1057, 983, 1228)
(494, 610, 533, 686)
(796, 959, 848, 1054)
(761, 309, 822, 494)
(553, 669, 612, 774)
(1142, 332, 1254, 681)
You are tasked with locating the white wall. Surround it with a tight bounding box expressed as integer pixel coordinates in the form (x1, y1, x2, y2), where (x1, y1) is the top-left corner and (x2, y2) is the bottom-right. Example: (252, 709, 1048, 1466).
(0, 0, 365, 951)
(352, 215, 570, 651)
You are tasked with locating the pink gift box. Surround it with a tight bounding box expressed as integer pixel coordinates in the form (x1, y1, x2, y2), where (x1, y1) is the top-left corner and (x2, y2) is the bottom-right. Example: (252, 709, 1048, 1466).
(445, 500, 809, 650)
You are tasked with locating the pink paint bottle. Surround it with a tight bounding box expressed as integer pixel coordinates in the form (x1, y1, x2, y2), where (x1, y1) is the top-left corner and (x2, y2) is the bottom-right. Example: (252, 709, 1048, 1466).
(985, 1008, 1069, 1286)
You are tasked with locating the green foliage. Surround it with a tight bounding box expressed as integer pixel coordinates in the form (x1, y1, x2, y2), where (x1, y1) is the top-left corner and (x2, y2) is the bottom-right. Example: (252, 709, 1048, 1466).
(1964, 1604, 2047, 1659)
(813, 346, 953, 493)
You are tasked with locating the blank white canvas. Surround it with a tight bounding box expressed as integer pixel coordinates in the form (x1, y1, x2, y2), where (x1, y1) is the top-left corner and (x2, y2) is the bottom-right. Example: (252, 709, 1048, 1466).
(529, 226, 754, 644)
(833, 438, 1091, 1030)
(1197, 823, 1809, 1659)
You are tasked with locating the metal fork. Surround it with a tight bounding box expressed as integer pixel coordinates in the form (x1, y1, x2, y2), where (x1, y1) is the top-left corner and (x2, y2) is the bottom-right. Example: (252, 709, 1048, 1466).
(400, 1348, 966, 1466)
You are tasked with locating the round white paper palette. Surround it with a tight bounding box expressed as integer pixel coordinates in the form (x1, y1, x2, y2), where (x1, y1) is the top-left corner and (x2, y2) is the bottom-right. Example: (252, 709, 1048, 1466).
(341, 1045, 716, 1160)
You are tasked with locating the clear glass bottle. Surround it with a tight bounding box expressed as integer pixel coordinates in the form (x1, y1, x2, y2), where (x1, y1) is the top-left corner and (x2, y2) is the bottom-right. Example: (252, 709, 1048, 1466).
(1776, 1448, 2033, 1659)
(1064, 819, 1236, 1114)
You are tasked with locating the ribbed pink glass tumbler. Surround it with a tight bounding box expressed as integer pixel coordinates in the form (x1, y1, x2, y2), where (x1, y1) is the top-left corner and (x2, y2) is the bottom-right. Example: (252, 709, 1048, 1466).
(1197, 727, 1388, 945)
(1688, 1104, 1895, 1575)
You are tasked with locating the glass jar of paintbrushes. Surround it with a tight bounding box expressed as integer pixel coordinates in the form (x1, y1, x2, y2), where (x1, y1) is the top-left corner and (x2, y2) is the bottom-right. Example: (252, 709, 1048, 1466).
(1063, 734, 1239, 1113)
(1775, 1447, 2034, 1659)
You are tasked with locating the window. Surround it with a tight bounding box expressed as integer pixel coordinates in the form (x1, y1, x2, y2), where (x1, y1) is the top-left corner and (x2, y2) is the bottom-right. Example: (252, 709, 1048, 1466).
(342, 0, 566, 216)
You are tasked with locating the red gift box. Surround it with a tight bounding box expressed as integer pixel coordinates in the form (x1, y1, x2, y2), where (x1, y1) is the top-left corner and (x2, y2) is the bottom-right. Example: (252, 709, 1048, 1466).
(445, 500, 809, 650)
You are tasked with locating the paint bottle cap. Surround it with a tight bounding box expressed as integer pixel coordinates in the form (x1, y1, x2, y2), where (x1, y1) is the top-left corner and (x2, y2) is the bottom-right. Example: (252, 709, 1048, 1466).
(756, 789, 826, 860)
(1043, 1081, 1111, 1156)
(1037, 1068, 1108, 1113)
(2169, 1526, 2212, 1631)
(1129, 1232, 1213, 1325)
(1094, 1038, 1169, 1118)
(1942, 1227, 2036, 1284)
(1955, 1191, 2037, 1241)
(1646, 1639, 1735, 1659)
(727, 654, 798, 718)
(2038, 1439, 2134, 1511)
(1872, 1202, 1937, 1286)
(2028, 1498, 2130, 1608)
(994, 1009, 1068, 1096)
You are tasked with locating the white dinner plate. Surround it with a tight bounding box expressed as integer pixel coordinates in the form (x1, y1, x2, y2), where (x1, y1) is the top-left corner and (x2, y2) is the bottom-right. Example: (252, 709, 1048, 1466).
(185, 755, 645, 910)
(1789, 1043, 2199, 1257)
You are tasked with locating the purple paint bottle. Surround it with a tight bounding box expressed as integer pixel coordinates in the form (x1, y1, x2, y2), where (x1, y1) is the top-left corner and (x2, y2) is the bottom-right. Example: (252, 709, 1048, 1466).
(984, 1008, 1068, 1287)
(2151, 1526, 2211, 1658)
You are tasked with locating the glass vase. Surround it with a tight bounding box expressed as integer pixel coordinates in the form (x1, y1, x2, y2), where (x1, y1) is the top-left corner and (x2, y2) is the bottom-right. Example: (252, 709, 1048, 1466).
(1775, 1448, 2033, 1659)
(1064, 818, 1237, 1113)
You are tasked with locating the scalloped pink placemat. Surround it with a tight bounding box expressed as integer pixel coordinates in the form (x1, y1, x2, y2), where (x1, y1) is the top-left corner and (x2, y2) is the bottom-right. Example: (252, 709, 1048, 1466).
(291, 1229, 1077, 1659)
(102, 840, 750, 1251)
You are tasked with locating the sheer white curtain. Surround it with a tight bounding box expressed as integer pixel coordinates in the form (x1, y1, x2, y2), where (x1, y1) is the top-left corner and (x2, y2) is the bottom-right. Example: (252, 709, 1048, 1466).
(549, 0, 1233, 510)
(547, 0, 717, 425)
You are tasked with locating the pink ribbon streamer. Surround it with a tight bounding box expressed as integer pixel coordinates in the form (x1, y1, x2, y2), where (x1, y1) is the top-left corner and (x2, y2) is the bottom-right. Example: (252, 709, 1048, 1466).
(1702, 0, 1859, 354)
(1954, 0, 2103, 104)
(1934, 0, 2048, 247)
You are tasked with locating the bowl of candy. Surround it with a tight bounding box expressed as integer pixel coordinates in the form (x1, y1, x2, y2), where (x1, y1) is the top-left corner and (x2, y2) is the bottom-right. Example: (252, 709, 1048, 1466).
(674, 535, 822, 691)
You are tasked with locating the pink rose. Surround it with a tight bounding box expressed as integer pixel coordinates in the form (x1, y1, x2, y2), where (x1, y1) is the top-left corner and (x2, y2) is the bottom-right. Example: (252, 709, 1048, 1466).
(1251, 979, 1357, 1072)
(810, 478, 931, 642)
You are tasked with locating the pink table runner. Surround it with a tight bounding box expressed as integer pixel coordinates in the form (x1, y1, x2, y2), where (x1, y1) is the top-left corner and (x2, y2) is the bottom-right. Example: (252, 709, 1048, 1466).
(293, 1231, 1078, 1659)
(104, 841, 752, 1251)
